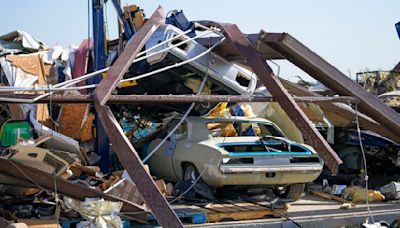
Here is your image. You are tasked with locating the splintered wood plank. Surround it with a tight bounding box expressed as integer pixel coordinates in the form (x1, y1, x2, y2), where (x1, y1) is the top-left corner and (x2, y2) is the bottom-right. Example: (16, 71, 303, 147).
(199, 202, 284, 222)
(230, 202, 266, 211)
(203, 203, 238, 213)
(205, 209, 280, 222)
(36, 55, 51, 127)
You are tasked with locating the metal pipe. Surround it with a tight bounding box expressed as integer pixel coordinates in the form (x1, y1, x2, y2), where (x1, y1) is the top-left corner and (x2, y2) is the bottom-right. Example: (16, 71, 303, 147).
(0, 94, 359, 104)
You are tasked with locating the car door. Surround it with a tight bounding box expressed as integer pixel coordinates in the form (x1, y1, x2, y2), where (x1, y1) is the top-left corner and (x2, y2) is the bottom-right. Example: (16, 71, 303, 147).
(147, 120, 188, 181)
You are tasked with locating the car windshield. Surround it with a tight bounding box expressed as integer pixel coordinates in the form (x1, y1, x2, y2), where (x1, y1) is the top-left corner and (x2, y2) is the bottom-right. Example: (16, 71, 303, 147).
(206, 121, 284, 138)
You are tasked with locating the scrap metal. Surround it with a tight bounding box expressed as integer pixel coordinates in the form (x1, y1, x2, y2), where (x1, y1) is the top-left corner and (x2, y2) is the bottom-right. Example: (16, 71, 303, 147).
(93, 6, 184, 228)
(201, 22, 342, 174)
(0, 158, 147, 222)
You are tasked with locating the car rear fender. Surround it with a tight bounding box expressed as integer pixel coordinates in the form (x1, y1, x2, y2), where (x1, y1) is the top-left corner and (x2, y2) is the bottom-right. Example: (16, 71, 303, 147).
(173, 142, 224, 180)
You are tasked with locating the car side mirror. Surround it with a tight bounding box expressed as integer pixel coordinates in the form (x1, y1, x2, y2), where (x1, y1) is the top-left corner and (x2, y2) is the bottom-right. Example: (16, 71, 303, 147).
(396, 21, 400, 40)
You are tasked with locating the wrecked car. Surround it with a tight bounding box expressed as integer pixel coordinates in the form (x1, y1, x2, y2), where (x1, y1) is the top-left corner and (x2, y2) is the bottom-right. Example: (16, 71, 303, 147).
(144, 24, 257, 95)
(379, 90, 400, 113)
(119, 24, 257, 115)
(145, 116, 323, 199)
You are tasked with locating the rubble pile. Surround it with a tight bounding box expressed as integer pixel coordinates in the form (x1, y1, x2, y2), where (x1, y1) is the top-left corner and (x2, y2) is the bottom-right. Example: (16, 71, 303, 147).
(0, 3, 399, 228)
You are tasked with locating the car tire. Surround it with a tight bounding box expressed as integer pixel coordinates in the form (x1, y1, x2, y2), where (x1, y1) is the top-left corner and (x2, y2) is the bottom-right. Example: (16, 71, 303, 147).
(273, 183, 305, 200)
(183, 164, 200, 182)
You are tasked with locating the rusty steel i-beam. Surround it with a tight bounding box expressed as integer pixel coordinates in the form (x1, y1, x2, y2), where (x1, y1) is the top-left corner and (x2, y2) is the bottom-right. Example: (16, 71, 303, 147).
(0, 94, 359, 104)
(93, 6, 184, 228)
(260, 32, 400, 139)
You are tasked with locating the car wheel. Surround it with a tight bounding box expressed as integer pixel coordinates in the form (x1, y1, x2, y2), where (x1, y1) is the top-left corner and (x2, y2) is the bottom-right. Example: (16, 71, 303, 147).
(273, 183, 305, 200)
(183, 164, 200, 182)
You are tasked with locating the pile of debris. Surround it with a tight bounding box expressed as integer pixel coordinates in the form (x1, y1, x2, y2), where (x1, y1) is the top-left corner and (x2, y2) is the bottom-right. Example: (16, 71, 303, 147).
(0, 3, 399, 228)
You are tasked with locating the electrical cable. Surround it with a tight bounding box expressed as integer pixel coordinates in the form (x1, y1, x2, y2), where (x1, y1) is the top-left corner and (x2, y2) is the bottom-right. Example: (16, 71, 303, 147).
(0, 25, 223, 104)
(355, 103, 375, 223)
(120, 37, 226, 83)
(47, 84, 60, 224)
(142, 74, 208, 163)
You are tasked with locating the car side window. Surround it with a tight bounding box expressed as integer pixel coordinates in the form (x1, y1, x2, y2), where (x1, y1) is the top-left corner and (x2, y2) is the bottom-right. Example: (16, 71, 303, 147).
(167, 120, 188, 141)
(259, 124, 284, 137)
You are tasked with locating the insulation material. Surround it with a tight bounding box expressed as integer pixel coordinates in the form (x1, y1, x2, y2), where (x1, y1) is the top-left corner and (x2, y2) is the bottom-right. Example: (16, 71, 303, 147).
(298, 102, 324, 123)
(345, 186, 385, 203)
(241, 104, 256, 117)
(207, 102, 230, 117)
(58, 100, 89, 140)
(320, 103, 354, 127)
(259, 102, 304, 143)
(357, 71, 400, 95)
(184, 78, 211, 95)
(64, 197, 123, 228)
(385, 97, 400, 108)
(207, 123, 238, 137)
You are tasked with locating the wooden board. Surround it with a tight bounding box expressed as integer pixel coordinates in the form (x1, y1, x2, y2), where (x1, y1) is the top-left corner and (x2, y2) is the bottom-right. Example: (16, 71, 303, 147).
(175, 201, 286, 223)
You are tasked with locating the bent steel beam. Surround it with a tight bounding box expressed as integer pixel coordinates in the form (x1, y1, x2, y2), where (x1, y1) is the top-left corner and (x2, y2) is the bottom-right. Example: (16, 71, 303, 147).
(94, 7, 162, 105)
(206, 22, 342, 174)
(260, 32, 400, 137)
(93, 6, 184, 228)
(281, 79, 400, 143)
(0, 158, 147, 222)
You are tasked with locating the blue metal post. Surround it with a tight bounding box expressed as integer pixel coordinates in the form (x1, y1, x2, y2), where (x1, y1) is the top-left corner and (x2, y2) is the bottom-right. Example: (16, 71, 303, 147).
(92, 0, 110, 173)
(110, 0, 134, 40)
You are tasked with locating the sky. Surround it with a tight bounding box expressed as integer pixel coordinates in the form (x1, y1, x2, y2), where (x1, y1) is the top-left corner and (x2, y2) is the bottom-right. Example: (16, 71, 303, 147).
(0, 0, 399, 82)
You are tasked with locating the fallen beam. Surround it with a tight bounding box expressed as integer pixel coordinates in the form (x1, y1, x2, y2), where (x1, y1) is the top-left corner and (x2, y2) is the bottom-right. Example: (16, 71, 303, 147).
(92, 6, 184, 228)
(205, 22, 341, 174)
(0, 94, 359, 104)
(260, 32, 400, 137)
(0, 158, 147, 222)
(281, 79, 400, 143)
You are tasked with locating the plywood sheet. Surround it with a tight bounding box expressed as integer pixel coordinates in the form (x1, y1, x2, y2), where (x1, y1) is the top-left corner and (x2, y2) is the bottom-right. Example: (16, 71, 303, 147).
(6, 53, 51, 76)
(58, 103, 89, 140)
